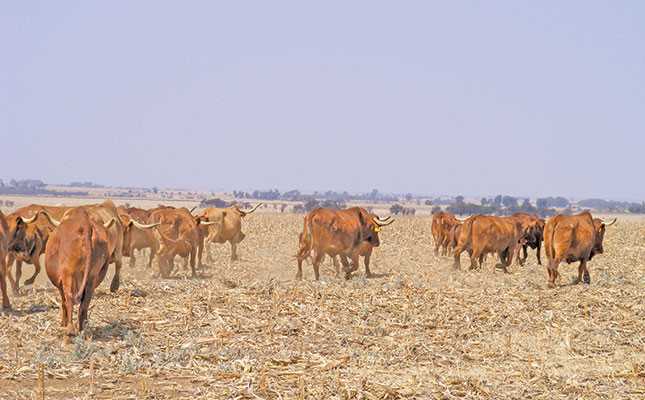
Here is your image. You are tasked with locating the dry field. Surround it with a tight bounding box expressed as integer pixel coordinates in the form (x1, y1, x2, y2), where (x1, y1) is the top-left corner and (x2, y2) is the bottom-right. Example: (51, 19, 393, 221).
(1, 206, 645, 398)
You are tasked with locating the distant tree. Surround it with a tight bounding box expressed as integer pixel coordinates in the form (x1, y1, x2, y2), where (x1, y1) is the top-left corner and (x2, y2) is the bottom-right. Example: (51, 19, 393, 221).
(292, 204, 306, 214)
(152, 186, 158, 194)
(405, 193, 413, 202)
(280, 204, 288, 213)
(390, 204, 404, 215)
(481, 197, 488, 205)
(305, 200, 320, 212)
(455, 195, 465, 205)
(431, 206, 441, 214)
(492, 195, 502, 207)
(502, 196, 517, 207)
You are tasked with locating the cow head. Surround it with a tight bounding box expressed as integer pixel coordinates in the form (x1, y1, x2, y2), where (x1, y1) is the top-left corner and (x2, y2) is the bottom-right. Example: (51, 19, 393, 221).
(591, 217, 616, 257)
(359, 211, 394, 248)
(5, 213, 38, 254)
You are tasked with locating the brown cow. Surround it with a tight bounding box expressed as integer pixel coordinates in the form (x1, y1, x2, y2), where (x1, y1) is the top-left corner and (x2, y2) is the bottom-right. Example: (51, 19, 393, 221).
(148, 207, 217, 278)
(44, 207, 114, 341)
(453, 215, 530, 272)
(431, 212, 458, 256)
(543, 211, 616, 287)
(296, 207, 391, 280)
(118, 206, 157, 268)
(7, 222, 46, 295)
(0, 211, 37, 309)
(40, 200, 125, 293)
(511, 213, 545, 266)
(199, 204, 262, 262)
(446, 221, 463, 254)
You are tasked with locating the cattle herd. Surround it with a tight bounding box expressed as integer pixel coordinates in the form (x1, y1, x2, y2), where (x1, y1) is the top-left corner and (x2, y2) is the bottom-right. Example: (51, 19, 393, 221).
(0, 200, 615, 343)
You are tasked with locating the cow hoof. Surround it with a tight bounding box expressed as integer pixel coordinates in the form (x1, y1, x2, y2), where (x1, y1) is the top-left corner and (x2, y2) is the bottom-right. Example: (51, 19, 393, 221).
(25, 278, 35, 286)
(583, 274, 591, 284)
(110, 279, 120, 293)
(547, 282, 556, 288)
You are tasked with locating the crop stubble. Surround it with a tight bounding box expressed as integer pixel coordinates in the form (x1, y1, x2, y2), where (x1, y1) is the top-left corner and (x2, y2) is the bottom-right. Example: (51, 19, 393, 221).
(0, 215, 644, 399)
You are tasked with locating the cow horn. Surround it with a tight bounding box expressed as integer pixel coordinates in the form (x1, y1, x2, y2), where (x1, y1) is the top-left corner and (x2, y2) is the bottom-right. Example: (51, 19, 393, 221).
(188, 206, 197, 213)
(20, 212, 39, 224)
(40, 210, 61, 227)
(375, 217, 394, 227)
(455, 217, 467, 222)
(200, 221, 220, 226)
(603, 218, 617, 227)
(103, 218, 117, 229)
(241, 203, 262, 214)
(130, 219, 160, 229)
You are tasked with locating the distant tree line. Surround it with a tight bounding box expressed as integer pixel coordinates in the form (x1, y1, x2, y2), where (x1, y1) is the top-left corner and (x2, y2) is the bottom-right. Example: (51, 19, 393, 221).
(0, 178, 88, 196)
(390, 204, 416, 216)
(233, 188, 398, 203)
(199, 198, 252, 208)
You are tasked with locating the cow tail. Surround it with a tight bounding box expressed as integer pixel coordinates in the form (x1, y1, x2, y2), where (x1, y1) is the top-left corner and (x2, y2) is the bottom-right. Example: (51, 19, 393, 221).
(296, 215, 314, 260)
(73, 223, 93, 305)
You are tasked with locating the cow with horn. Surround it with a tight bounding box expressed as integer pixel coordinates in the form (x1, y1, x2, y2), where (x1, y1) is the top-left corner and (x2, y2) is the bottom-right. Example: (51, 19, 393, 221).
(198, 203, 262, 263)
(296, 207, 393, 280)
(0, 211, 38, 309)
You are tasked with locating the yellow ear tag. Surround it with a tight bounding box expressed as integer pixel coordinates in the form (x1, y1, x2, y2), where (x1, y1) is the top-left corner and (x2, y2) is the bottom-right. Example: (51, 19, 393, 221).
(375, 227, 379, 232)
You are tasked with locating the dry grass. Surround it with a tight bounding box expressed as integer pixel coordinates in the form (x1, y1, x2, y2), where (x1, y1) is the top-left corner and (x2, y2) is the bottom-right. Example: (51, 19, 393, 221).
(1, 214, 644, 399)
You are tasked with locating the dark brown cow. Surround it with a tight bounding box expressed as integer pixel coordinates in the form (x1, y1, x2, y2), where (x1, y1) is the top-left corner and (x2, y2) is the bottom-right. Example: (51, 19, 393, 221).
(296, 207, 391, 280)
(543, 211, 616, 287)
(0, 211, 36, 309)
(198, 204, 262, 263)
(453, 215, 530, 272)
(148, 207, 217, 278)
(7, 222, 46, 294)
(431, 211, 458, 256)
(44, 207, 114, 341)
(40, 200, 125, 293)
(511, 213, 545, 266)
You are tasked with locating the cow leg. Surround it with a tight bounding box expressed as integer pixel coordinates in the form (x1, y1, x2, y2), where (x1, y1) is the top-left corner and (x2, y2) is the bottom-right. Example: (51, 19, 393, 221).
(0, 259, 11, 309)
(296, 259, 304, 280)
(189, 247, 197, 277)
(78, 273, 98, 333)
(129, 249, 136, 268)
(536, 242, 542, 265)
(58, 287, 68, 328)
(497, 250, 510, 273)
(312, 251, 324, 281)
(147, 246, 156, 269)
(547, 257, 560, 287)
(8, 259, 20, 295)
(364, 251, 372, 277)
(576, 259, 591, 285)
(332, 257, 341, 279)
(518, 245, 528, 266)
(62, 276, 76, 339)
(25, 257, 41, 286)
(346, 254, 360, 280)
(230, 241, 239, 261)
(109, 259, 122, 293)
(453, 246, 463, 270)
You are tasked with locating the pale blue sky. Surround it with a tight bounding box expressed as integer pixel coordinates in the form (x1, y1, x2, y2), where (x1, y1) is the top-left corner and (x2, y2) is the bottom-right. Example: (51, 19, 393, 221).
(2, 2, 644, 200)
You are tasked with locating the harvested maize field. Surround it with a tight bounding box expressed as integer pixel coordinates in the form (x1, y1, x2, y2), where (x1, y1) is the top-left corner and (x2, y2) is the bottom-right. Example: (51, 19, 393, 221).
(1, 214, 644, 399)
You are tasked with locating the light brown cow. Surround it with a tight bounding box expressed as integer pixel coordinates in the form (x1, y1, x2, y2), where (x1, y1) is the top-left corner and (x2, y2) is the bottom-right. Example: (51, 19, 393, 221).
(0, 211, 36, 309)
(543, 211, 616, 287)
(199, 204, 262, 262)
(147, 207, 217, 278)
(431, 211, 458, 256)
(510, 213, 545, 266)
(118, 206, 157, 268)
(7, 222, 46, 294)
(44, 207, 114, 342)
(296, 207, 391, 280)
(453, 215, 530, 272)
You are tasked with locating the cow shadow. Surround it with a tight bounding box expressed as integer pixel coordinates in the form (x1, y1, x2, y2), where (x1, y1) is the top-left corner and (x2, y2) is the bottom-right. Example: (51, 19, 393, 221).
(86, 318, 140, 342)
(365, 272, 392, 279)
(164, 273, 214, 280)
